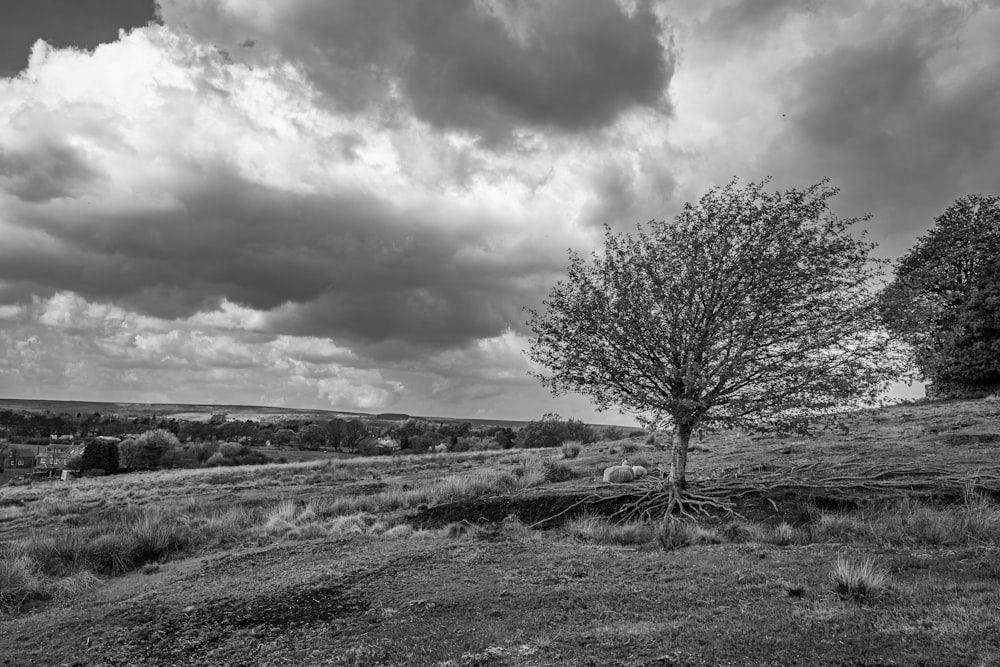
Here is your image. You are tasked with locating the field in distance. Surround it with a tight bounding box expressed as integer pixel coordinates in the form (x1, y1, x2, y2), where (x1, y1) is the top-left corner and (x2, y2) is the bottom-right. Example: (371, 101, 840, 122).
(0, 397, 546, 430)
(1, 397, 999, 665)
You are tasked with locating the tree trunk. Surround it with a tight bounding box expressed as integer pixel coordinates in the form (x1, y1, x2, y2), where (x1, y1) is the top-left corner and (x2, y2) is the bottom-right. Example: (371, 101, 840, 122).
(669, 422, 693, 491)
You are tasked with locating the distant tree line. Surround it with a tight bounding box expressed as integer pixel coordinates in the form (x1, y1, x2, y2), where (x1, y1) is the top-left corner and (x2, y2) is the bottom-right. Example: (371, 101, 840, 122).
(2, 408, 624, 477)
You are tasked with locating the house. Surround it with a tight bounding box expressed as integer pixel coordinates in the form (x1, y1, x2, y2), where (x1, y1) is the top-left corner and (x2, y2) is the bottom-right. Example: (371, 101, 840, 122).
(35, 443, 86, 471)
(2, 444, 45, 474)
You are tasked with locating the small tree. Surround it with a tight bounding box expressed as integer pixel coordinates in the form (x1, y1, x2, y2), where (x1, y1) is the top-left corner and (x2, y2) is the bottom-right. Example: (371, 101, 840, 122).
(340, 420, 370, 454)
(527, 179, 905, 510)
(272, 428, 298, 449)
(516, 414, 596, 448)
(117, 438, 140, 470)
(878, 194, 1000, 394)
(134, 428, 181, 470)
(298, 424, 327, 450)
(80, 440, 119, 474)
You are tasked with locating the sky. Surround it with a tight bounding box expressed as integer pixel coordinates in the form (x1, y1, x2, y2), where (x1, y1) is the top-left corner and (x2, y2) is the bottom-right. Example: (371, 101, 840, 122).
(1, 1, 998, 425)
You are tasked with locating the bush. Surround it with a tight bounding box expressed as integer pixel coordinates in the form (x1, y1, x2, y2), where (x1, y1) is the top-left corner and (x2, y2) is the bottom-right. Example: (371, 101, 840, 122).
(517, 414, 596, 449)
(219, 442, 244, 458)
(600, 426, 625, 441)
(205, 452, 235, 467)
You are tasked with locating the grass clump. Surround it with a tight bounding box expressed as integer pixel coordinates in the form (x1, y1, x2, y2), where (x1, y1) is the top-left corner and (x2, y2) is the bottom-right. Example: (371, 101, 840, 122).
(831, 555, 888, 603)
(12, 509, 191, 578)
(0, 553, 49, 612)
(565, 515, 656, 546)
(658, 519, 693, 551)
(543, 459, 575, 482)
(810, 492, 1000, 547)
(561, 441, 582, 459)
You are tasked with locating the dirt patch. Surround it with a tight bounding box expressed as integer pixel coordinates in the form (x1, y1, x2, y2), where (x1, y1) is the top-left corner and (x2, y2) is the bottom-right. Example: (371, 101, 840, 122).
(95, 579, 370, 666)
(409, 480, 1000, 530)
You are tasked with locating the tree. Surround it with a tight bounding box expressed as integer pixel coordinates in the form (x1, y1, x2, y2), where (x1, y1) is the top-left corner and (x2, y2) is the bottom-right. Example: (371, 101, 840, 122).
(527, 179, 904, 508)
(81, 440, 120, 474)
(117, 438, 140, 470)
(515, 414, 596, 448)
(298, 424, 327, 450)
(878, 194, 1000, 394)
(272, 428, 298, 448)
(340, 420, 370, 454)
(134, 428, 181, 470)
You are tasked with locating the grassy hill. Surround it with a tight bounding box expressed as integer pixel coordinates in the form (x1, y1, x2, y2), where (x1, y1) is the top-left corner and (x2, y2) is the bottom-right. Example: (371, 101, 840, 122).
(1, 396, 998, 665)
(0, 397, 592, 430)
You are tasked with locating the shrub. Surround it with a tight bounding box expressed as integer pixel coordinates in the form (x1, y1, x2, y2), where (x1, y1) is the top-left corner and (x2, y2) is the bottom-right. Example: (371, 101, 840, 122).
(561, 441, 581, 459)
(204, 452, 235, 468)
(219, 442, 244, 458)
(517, 414, 597, 448)
(831, 555, 888, 603)
(600, 426, 625, 441)
(621, 442, 640, 453)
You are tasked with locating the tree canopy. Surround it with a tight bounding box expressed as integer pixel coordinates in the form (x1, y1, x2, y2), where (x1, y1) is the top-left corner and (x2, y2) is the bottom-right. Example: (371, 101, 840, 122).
(527, 179, 905, 492)
(878, 194, 1000, 394)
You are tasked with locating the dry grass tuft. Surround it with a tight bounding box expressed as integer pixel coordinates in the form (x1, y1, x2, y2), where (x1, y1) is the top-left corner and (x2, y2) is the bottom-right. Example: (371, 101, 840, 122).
(565, 515, 656, 546)
(561, 441, 582, 459)
(0, 553, 48, 612)
(831, 555, 888, 603)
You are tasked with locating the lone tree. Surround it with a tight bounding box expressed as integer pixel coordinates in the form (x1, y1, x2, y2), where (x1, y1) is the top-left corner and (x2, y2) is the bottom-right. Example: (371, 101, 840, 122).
(878, 194, 1000, 396)
(527, 179, 905, 513)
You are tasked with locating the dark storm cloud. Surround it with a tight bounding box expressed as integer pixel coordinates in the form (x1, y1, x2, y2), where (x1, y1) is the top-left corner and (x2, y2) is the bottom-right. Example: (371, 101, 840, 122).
(0, 141, 103, 202)
(396, 0, 672, 138)
(157, 0, 673, 140)
(0, 0, 158, 76)
(771, 10, 1000, 245)
(1, 167, 564, 353)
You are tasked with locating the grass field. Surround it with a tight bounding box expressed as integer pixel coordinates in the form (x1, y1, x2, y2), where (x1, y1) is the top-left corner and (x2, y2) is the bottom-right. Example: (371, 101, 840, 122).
(1, 398, 999, 666)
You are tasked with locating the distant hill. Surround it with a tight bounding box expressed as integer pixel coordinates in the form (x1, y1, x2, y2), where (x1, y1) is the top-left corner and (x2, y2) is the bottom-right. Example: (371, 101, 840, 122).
(0, 397, 635, 430)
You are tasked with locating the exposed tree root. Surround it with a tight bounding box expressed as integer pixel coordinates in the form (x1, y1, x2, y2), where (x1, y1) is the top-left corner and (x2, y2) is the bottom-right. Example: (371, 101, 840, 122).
(533, 459, 1000, 526)
(609, 483, 743, 522)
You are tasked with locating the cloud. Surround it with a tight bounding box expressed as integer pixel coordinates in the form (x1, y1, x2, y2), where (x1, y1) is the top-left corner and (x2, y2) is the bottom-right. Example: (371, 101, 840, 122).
(0, 138, 102, 202)
(698, 0, 815, 39)
(2, 0, 995, 423)
(156, 0, 674, 141)
(767, 2, 1000, 248)
(0, 292, 404, 411)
